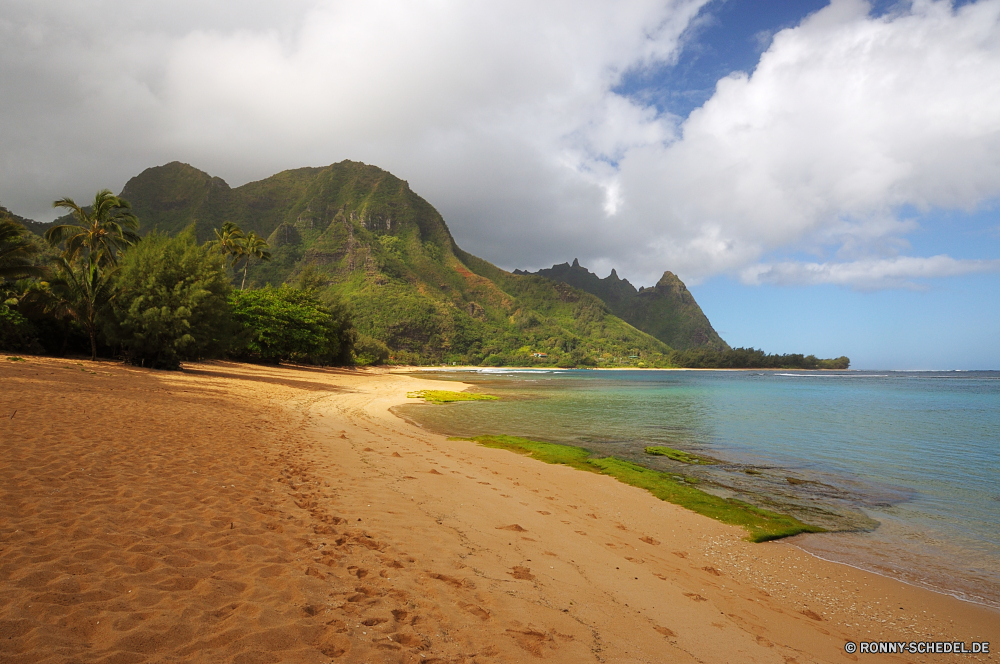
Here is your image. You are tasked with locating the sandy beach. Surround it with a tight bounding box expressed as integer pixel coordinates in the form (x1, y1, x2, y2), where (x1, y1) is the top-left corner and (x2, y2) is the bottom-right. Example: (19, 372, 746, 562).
(1, 357, 996, 663)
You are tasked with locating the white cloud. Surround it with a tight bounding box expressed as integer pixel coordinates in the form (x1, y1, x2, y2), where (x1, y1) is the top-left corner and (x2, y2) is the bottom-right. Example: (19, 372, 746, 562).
(1, 0, 999, 290)
(742, 255, 1000, 289)
(0, 0, 704, 272)
(615, 0, 1000, 284)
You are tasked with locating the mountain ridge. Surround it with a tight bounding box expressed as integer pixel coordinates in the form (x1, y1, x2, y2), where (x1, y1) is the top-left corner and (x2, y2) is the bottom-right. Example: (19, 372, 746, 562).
(517, 259, 728, 351)
(11, 160, 730, 365)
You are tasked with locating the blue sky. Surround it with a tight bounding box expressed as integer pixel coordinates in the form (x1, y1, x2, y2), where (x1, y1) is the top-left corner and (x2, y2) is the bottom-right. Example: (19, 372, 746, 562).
(636, 0, 1000, 369)
(1, 0, 999, 368)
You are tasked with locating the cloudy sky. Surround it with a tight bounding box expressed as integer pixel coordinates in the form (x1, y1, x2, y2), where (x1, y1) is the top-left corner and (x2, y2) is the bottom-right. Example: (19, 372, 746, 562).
(2, 0, 999, 367)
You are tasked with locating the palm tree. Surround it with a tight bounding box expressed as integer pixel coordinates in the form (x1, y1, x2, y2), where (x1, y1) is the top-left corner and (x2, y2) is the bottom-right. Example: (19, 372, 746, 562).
(48, 254, 120, 361)
(45, 190, 139, 266)
(206, 221, 245, 262)
(0, 219, 46, 282)
(235, 231, 272, 290)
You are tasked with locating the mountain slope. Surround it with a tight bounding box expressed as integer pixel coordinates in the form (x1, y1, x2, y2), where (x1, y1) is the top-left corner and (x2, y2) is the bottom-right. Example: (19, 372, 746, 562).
(113, 161, 675, 365)
(519, 259, 729, 351)
(1, 204, 51, 237)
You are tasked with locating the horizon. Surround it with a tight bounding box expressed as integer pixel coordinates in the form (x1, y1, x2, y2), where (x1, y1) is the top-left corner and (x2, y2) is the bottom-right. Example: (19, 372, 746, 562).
(2, 0, 998, 369)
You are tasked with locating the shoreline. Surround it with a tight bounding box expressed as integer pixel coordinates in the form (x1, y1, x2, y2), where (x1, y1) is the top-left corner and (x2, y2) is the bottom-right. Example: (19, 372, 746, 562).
(407, 365, 853, 372)
(2, 356, 997, 662)
(403, 366, 1000, 612)
(790, 541, 1000, 611)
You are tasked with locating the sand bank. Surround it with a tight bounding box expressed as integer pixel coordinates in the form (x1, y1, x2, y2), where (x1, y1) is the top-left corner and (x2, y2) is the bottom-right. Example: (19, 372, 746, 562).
(1, 357, 996, 663)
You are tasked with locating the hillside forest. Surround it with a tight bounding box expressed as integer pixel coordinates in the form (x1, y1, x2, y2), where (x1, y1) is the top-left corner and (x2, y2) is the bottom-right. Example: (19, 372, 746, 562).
(0, 161, 849, 370)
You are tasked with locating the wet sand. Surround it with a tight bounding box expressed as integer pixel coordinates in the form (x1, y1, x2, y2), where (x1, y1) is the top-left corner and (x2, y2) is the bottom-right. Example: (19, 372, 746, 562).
(1, 357, 996, 663)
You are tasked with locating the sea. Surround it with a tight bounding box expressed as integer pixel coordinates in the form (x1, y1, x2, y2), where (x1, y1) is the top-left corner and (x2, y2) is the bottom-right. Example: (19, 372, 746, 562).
(394, 369, 1000, 608)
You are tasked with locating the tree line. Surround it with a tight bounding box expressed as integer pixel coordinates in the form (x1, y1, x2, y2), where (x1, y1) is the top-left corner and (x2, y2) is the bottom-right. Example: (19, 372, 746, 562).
(0, 190, 355, 369)
(667, 346, 850, 369)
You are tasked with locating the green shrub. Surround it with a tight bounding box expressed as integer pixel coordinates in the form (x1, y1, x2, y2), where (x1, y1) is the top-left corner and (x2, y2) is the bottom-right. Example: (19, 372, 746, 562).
(0, 303, 36, 352)
(480, 353, 504, 366)
(229, 285, 354, 364)
(108, 231, 233, 369)
(353, 334, 390, 365)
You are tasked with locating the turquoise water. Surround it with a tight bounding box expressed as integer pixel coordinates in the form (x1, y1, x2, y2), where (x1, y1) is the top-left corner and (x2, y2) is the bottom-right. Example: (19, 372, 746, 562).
(396, 369, 1000, 607)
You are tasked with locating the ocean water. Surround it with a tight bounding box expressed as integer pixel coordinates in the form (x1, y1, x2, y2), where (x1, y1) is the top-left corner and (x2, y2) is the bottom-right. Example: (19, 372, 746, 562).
(395, 369, 1000, 607)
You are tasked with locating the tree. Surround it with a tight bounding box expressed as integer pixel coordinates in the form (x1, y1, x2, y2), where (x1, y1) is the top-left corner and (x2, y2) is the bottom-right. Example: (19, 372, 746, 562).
(206, 222, 271, 290)
(0, 219, 46, 282)
(206, 221, 245, 263)
(235, 231, 271, 290)
(48, 254, 120, 361)
(229, 285, 354, 364)
(40, 190, 141, 361)
(45, 190, 139, 266)
(107, 230, 233, 369)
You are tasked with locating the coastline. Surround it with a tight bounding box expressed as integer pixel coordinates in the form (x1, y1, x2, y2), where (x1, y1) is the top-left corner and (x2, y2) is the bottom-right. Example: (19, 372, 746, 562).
(410, 365, 855, 372)
(2, 357, 996, 662)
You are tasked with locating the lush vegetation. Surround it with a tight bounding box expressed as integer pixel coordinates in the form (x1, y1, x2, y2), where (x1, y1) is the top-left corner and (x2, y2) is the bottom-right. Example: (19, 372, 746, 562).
(406, 390, 498, 404)
(1, 197, 356, 368)
(463, 435, 824, 542)
(667, 346, 850, 369)
(107, 231, 232, 369)
(5, 160, 848, 369)
(90, 161, 686, 366)
(229, 284, 353, 364)
(524, 260, 729, 351)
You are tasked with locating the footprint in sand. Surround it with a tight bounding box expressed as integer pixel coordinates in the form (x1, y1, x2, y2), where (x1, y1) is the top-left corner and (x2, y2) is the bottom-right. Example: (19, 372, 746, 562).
(654, 625, 677, 638)
(429, 572, 474, 589)
(702, 566, 722, 576)
(640, 536, 660, 546)
(683, 592, 708, 602)
(672, 551, 688, 559)
(459, 601, 491, 621)
(508, 566, 534, 580)
(496, 524, 527, 532)
(392, 633, 430, 649)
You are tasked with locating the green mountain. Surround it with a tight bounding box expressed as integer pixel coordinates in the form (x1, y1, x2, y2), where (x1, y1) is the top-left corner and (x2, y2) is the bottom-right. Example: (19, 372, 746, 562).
(0, 204, 51, 236)
(518, 259, 728, 351)
(109, 161, 681, 366)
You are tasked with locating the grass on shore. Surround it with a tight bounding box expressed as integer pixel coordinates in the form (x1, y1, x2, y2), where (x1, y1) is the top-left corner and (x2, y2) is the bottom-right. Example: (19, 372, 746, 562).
(644, 446, 716, 465)
(459, 434, 823, 543)
(407, 390, 499, 405)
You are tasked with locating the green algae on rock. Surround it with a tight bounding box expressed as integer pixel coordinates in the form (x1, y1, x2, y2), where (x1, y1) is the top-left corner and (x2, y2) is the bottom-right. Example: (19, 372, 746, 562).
(459, 434, 824, 543)
(407, 390, 499, 405)
(644, 446, 717, 465)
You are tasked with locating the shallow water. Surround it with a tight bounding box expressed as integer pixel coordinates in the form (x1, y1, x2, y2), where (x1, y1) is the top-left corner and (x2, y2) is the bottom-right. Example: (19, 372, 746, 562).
(395, 369, 1000, 607)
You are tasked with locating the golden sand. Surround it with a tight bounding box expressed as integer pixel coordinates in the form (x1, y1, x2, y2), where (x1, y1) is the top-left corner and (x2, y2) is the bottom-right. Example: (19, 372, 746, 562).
(1, 357, 996, 663)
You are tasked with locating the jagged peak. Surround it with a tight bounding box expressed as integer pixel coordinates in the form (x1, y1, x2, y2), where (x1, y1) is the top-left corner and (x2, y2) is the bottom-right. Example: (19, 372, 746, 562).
(655, 270, 688, 293)
(572, 258, 580, 268)
(609, 268, 618, 280)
